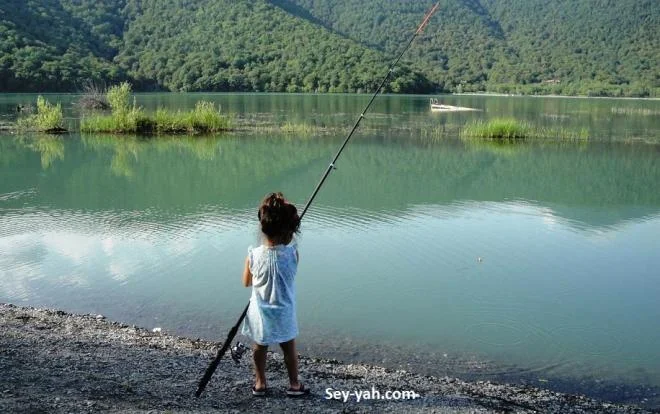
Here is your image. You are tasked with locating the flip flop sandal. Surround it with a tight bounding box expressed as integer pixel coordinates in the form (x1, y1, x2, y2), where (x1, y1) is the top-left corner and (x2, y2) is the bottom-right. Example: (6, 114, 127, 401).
(286, 383, 311, 397)
(252, 386, 267, 397)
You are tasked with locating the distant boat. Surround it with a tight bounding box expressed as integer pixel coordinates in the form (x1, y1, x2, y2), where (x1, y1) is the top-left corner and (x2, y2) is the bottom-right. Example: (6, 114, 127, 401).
(430, 98, 478, 112)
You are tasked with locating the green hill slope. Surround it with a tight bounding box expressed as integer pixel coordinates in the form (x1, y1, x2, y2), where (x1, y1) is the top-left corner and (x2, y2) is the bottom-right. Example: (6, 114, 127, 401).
(0, 0, 657, 96)
(481, 0, 659, 96)
(115, 0, 430, 93)
(270, 0, 660, 96)
(0, 0, 127, 91)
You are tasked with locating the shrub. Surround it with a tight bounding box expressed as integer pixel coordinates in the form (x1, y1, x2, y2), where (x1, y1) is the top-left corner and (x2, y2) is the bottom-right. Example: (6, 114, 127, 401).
(17, 96, 66, 133)
(461, 118, 531, 140)
(107, 82, 133, 114)
(77, 82, 110, 111)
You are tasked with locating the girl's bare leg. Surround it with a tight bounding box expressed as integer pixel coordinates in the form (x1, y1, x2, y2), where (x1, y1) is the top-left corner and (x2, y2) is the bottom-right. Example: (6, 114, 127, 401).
(279, 339, 301, 389)
(253, 343, 268, 390)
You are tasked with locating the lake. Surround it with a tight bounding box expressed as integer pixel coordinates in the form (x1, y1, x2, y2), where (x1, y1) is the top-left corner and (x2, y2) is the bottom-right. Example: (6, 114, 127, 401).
(1, 93, 659, 407)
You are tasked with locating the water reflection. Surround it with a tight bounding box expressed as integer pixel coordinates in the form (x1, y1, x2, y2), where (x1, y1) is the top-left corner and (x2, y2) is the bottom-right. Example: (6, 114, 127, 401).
(81, 134, 226, 177)
(13, 135, 65, 169)
(2, 133, 659, 231)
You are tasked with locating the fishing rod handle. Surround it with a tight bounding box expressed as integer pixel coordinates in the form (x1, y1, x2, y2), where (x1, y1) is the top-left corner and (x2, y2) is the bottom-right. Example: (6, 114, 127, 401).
(195, 302, 249, 397)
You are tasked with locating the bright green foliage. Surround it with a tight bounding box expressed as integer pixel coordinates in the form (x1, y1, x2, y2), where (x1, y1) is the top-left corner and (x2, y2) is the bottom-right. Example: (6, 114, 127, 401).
(461, 119, 531, 140)
(82, 83, 145, 133)
(187, 101, 232, 132)
(107, 82, 133, 114)
(82, 84, 231, 134)
(0, 0, 657, 96)
(151, 102, 232, 134)
(81, 110, 145, 134)
(17, 96, 65, 132)
(460, 118, 590, 141)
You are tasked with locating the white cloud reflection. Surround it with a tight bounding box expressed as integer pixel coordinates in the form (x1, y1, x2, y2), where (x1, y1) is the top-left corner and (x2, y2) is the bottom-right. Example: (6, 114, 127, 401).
(0, 209, 249, 302)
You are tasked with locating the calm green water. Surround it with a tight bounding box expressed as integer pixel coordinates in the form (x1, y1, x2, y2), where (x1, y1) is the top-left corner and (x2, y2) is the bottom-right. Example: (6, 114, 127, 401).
(1, 94, 660, 405)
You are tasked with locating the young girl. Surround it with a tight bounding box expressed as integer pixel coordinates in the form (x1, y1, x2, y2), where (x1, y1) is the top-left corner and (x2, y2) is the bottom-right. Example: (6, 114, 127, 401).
(241, 192, 310, 397)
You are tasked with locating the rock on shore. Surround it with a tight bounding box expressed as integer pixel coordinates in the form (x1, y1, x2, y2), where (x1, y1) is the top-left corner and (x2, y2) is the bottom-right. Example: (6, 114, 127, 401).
(0, 303, 651, 413)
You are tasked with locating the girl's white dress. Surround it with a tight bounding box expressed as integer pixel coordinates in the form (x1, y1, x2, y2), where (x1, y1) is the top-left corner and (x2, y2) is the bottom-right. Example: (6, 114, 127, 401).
(241, 242, 299, 345)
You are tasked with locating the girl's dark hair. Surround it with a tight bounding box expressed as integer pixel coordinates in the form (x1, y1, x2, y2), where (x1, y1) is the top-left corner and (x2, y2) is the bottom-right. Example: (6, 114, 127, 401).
(258, 192, 300, 244)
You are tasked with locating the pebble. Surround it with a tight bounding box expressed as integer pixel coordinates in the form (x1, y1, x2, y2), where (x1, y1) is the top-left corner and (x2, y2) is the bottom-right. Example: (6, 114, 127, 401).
(0, 303, 654, 414)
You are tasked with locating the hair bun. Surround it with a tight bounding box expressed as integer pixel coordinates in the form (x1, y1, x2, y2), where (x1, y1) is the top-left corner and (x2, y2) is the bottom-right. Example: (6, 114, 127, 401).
(258, 192, 300, 243)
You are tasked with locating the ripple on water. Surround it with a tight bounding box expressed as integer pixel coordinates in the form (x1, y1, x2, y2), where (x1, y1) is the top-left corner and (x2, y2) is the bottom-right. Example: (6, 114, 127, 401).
(0, 188, 37, 202)
(547, 325, 630, 364)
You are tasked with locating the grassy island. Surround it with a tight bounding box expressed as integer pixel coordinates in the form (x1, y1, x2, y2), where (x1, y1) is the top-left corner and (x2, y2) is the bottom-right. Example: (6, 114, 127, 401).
(460, 118, 589, 141)
(80, 83, 232, 135)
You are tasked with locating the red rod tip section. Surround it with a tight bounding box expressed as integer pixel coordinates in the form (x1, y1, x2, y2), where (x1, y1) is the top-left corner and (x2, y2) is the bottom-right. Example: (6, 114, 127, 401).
(416, 2, 440, 35)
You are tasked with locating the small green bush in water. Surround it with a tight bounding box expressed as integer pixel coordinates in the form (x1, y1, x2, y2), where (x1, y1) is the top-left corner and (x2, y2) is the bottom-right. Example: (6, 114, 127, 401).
(460, 118, 589, 141)
(107, 82, 133, 114)
(461, 118, 531, 140)
(188, 101, 231, 132)
(18, 96, 66, 132)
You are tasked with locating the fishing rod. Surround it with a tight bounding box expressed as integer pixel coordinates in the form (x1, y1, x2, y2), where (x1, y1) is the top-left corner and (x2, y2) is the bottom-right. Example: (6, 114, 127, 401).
(195, 2, 440, 397)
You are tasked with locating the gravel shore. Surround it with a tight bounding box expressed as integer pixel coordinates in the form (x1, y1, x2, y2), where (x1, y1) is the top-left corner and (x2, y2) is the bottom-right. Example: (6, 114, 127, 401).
(0, 303, 653, 413)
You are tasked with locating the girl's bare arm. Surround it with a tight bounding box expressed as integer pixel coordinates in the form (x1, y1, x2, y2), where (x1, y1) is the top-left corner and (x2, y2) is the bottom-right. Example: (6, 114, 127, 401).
(242, 256, 252, 287)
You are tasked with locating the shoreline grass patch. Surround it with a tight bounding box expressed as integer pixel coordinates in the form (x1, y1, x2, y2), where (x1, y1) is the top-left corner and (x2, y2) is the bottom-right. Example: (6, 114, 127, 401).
(611, 107, 660, 116)
(460, 118, 589, 141)
(240, 119, 332, 136)
(81, 83, 232, 135)
(17, 96, 67, 133)
(460, 118, 531, 141)
(279, 122, 319, 135)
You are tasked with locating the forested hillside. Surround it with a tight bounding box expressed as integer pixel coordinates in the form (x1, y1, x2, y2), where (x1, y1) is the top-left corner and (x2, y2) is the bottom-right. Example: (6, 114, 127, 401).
(115, 0, 430, 93)
(275, 0, 659, 96)
(0, 0, 126, 91)
(0, 0, 658, 96)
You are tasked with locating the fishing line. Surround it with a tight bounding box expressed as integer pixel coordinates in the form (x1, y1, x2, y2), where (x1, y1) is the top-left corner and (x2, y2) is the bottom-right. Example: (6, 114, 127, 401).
(195, 2, 440, 397)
